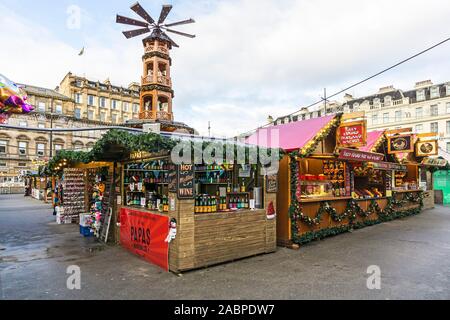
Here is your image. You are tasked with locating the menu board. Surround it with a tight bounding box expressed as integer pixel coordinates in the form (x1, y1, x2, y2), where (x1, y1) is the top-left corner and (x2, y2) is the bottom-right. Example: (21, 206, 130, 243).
(266, 174, 278, 193)
(388, 135, 414, 154)
(177, 164, 194, 199)
(337, 121, 367, 148)
(415, 140, 438, 157)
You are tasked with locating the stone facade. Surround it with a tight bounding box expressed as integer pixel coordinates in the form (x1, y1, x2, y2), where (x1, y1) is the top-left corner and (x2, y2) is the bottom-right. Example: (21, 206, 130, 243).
(58, 72, 141, 124)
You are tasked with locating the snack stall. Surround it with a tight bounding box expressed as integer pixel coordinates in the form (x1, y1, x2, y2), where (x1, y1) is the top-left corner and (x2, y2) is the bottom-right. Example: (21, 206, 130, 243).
(247, 115, 425, 247)
(117, 148, 277, 273)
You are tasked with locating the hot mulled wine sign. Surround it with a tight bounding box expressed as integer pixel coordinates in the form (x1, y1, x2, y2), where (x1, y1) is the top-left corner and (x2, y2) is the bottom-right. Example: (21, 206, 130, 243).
(336, 120, 367, 148)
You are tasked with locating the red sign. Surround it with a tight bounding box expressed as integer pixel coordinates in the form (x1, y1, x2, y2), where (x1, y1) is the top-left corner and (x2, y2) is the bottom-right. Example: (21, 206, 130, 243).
(339, 148, 384, 162)
(120, 208, 170, 271)
(337, 121, 367, 148)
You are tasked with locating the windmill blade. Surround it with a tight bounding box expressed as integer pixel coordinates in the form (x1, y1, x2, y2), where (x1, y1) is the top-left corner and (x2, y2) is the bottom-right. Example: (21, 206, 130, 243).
(122, 27, 150, 39)
(161, 31, 179, 48)
(116, 15, 149, 28)
(130, 2, 155, 24)
(158, 5, 173, 25)
(164, 28, 196, 38)
(163, 18, 195, 28)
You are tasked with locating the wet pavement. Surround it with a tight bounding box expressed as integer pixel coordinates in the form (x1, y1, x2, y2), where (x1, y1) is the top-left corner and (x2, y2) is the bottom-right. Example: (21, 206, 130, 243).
(1, 194, 449, 300)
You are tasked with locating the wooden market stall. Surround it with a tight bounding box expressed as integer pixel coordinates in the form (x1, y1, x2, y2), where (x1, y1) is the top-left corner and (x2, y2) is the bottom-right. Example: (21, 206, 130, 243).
(47, 130, 277, 273)
(116, 149, 277, 273)
(247, 114, 425, 247)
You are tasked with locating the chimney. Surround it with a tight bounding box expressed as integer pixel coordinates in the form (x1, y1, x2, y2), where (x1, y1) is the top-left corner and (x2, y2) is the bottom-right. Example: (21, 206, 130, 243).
(414, 80, 433, 89)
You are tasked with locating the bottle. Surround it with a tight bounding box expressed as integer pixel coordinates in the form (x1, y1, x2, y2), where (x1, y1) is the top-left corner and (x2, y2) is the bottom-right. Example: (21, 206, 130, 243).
(244, 195, 249, 209)
(229, 197, 234, 210)
(195, 197, 199, 213)
(241, 181, 246, 192)
(227, 183, 231, 193)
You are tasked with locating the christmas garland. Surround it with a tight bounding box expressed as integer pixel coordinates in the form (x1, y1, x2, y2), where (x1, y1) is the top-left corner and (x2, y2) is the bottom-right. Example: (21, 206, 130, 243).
(44, 129, 283, 175)
(288, 152, 425, 245)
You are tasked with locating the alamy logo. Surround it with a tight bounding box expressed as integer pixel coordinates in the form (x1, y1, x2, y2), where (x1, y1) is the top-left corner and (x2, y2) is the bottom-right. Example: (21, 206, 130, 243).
(66, 265, 81, 290)
(366, 265, 381, 290)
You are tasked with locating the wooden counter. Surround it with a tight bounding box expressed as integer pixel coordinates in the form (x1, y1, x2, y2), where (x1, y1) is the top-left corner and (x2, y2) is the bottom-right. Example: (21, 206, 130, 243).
(167, 192, 277, 273)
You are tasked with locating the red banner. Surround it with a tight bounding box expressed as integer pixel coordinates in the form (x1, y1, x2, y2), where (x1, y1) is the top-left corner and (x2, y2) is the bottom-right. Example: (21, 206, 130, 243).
(338, 148, 384, 162)
(120, 208, 170, 272)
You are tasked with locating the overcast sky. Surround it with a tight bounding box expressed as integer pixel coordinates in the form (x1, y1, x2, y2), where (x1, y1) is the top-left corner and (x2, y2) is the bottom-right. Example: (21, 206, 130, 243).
(1, 0, 450, 137)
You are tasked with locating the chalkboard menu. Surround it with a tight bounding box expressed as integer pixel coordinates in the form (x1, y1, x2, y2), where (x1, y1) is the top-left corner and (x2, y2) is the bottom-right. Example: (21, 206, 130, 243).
(168, 168, 177, 193)
(266, 174, 278, 193)
(177, 164, 194, 199)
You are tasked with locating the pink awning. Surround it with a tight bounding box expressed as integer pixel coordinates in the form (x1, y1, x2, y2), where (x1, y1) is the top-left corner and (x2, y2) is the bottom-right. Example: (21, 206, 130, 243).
(360, 130, 385, 153)
(246, 115, 336, 152)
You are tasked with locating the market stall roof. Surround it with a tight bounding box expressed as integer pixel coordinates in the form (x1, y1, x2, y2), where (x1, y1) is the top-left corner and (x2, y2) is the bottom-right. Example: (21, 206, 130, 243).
(360, 130, 385, 153)
(246, 115, 337, 152)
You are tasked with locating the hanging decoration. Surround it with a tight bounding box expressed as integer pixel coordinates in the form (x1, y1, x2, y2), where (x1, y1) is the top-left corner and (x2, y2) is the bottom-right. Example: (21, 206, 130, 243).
(0, 73, 34, 123)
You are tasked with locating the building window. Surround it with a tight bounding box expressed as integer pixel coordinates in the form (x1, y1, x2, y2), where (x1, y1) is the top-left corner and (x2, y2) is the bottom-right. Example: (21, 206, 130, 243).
(132, 103, 139, 113)
(0, 140, 7, 154)
(36, 143, 45, 157)
(74, 108, 81, 119)
(54, 144, 63, 152)
(430, 86, 440, 99)
(18, 141, 27, 155)
(416, 107, 423, 118)
(18, 162, 27, 168)
(100, 112, 106, 122)
(111, 100, 119, 110)
(415, 124, 423, 133)
(100, 97, 107, 108)
(88, 95, 95, 106)
(372, 114, 378, 125)
(19, 121, 28, 127)
(111, 114, 118, 123)
(430, 122, 438, 133)
(446, 102, 450, 114)
(123, 115, 129, 122)
(416, 90, 425, 101)
(123, 102, 129, 112)
(55, 104, 63, 114)
(88, 110, 94, 120)
(38, 102, 46, 113)
(38, 123, 46, 129)
(0, 162, 6, 168)
(383, 113, 389, 124)
(430, 105, 439, 117)
(447, 121, 450, 134)
(395, 111, 402, 122)
(447, 142, 450, 153)
(384, 96, 392, 107)
(74, 93, 82, 104)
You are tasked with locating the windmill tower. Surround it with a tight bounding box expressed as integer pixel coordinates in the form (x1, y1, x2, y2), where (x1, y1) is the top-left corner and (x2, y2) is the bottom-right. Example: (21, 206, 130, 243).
(117, 2, 195, 122)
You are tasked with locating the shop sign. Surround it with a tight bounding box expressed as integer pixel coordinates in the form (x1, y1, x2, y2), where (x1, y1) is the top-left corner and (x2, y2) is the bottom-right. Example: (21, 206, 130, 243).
(120, 208, 169, 271)
(416, 140, 438, 157)
(266, 174, 278, 193)
(371, 162, 407, 171)
(336, 121, 367, 148)
(338, 148, 384, 162)
(421, 158, 448, 167)
(177, 164, 194, 199)
(388, 135, 414, 154)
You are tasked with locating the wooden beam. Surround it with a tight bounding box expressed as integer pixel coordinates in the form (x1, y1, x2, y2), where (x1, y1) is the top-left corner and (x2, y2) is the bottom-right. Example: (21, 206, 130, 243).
(386, 128, 412, 135)
(341, 112, 365, 121)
